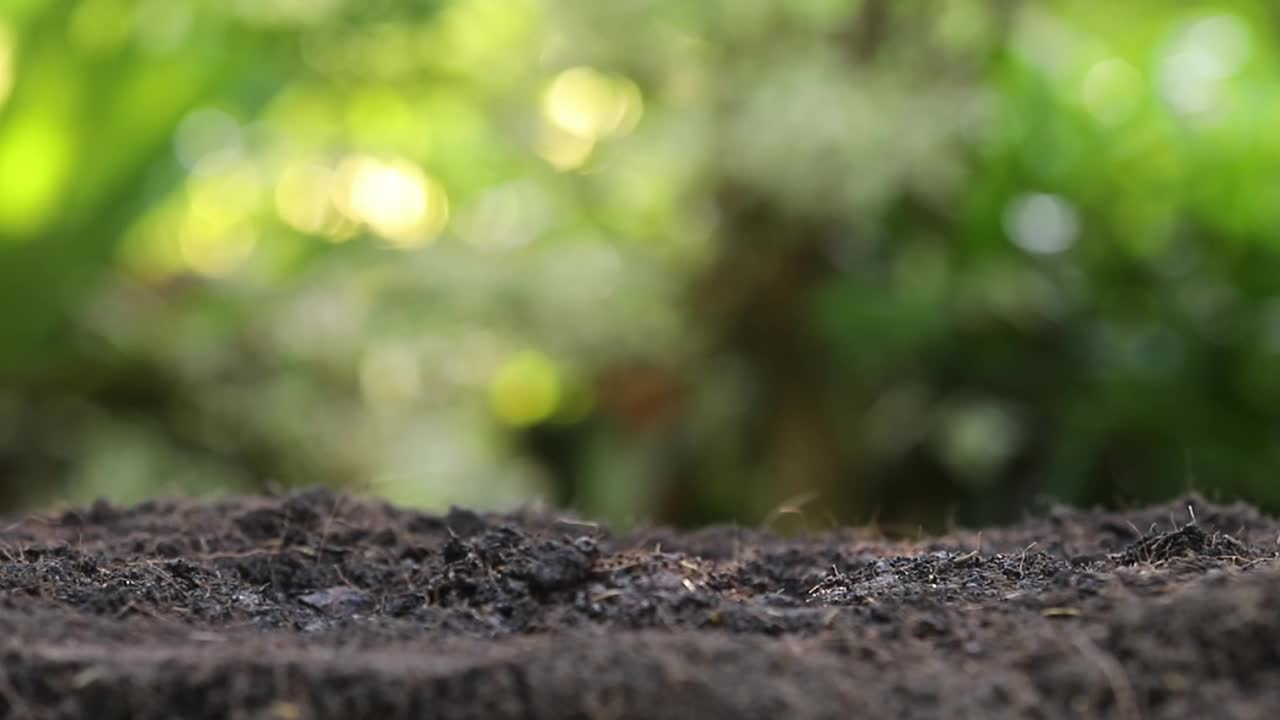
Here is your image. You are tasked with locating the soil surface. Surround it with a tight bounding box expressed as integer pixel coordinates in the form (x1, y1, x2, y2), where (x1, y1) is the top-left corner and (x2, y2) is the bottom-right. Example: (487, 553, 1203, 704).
(1, 490, 1278, 719)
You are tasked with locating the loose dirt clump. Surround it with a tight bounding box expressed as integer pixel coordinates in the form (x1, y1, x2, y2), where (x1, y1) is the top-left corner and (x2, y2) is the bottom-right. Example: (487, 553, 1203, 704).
(1114, 522, 1252, 566)
(0, 491, 1277, 718)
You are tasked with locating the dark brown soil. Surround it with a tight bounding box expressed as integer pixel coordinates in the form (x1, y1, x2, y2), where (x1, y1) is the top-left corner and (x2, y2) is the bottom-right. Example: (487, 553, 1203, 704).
(1, 490, 1278, 719)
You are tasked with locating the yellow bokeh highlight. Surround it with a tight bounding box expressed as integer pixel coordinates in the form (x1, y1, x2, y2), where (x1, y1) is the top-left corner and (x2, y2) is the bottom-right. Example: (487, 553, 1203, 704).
(187, 165, 261, 226)
(488, 350, 561, 427)
(274, 159, 354, 240)
(0, 23, 14, 110)
(119, 164, 265, 279)
(0, 112, 73, 239)
(541, 66, 643, 141)
(176, 165, 261, 275)
(534, 124, 595, 171)
(334, 155, 449, 247)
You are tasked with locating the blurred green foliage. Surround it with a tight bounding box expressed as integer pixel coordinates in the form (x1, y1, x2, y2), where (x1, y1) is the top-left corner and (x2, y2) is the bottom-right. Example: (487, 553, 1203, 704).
(2, 0, 1280, 528)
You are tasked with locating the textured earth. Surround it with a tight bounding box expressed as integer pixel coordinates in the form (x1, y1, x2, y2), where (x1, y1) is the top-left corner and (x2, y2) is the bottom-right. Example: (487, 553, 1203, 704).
(0, 490, 1278, 718)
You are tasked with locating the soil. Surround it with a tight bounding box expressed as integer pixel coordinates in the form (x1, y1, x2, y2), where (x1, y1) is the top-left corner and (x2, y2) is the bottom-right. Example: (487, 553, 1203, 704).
(1, 490, 1278, 719)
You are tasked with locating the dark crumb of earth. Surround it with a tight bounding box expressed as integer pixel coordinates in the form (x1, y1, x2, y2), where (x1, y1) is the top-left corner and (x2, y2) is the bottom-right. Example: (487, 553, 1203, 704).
(0, 491, 1278, 719)
(1114, 521, 1253, 566)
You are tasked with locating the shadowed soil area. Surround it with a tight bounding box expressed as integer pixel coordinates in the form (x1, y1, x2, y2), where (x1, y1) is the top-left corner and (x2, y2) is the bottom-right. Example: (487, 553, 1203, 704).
(1, 490, 1278, 718)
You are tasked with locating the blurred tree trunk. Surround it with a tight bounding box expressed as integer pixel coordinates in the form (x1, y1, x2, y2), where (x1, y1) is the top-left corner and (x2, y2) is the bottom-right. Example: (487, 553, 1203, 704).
(680, 185, 846, 523)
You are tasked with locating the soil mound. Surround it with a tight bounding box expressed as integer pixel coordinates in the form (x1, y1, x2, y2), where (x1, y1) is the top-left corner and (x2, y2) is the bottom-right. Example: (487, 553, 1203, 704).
(0, 491, 1277, 718)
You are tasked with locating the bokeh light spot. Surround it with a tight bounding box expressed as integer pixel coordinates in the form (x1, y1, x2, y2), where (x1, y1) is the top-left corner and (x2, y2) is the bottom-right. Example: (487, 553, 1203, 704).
(275, 159, 348, 238)
(1003, 193, 1079, 255)
(1159, 14, 1250, 116)
(1082, 58, 1143, 126)
(178, 165, 262, 275)
(535, 125, 595, 171)
(337, 155, 448, 247)
(542, 66, 643, 140)
(186, 165, 262, 226)
(935, 401, 1022, 483)
(489, 350, 561, 427)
